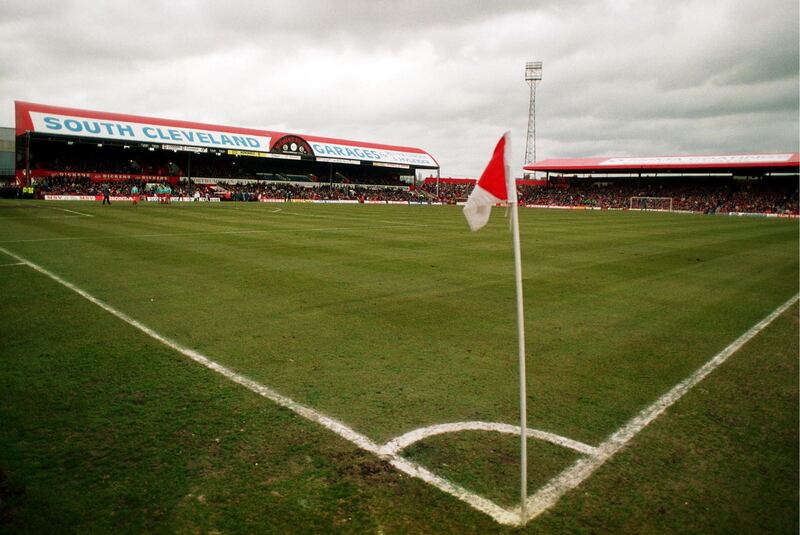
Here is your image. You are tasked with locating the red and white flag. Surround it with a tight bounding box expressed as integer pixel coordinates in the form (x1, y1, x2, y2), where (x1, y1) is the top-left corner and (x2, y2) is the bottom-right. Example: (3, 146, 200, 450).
(462, 132, 531, 519)
(463, 132, 512, 231)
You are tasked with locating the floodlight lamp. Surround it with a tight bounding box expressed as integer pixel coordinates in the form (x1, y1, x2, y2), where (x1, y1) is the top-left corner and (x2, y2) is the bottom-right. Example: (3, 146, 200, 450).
(525, 61, 543, 82)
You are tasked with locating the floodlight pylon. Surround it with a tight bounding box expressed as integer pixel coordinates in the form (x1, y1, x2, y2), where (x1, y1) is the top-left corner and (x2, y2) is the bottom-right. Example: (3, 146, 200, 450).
(524, 61, 543, 166)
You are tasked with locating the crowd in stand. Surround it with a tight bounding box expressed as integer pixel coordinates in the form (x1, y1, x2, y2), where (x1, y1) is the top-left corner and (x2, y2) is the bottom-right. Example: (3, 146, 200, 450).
(34, 156, 179, 177)
(418, 182, 472, 202)
(32, 175, 427, 203)
(35, 176, 208, 198)
(206, 182, 424, 202)
(191, 161, 250, 180)
(35, 176, 141, 196)
(419, 178, 797, 215)
(28, 142, 798, 214)
(33, 157, 406, 189)
(517, 180, 798, 215)
(31, 173, 798, 215)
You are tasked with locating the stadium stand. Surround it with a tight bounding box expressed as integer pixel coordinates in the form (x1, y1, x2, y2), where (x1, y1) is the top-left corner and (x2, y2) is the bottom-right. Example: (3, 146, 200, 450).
(521, 153, 799, 216)
(32, 173, 798, 215)
(14, 102, 797, 215)
(14, 101, 437, 193)
(418, 181, 472, 203)
(517, 178, 798, 215)
(414, 174, 798, 215)
(32, 175, 429, 203)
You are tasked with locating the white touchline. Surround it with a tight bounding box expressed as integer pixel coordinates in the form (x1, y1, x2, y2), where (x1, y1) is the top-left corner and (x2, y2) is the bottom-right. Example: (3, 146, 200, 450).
(1, 243, 795, 528)
(387, 456, 519, 525)
(0, 262, 25, 267)
(519, 292, 799, 523)
(0, 245, 520, 526)
(0, 246, 380, 454)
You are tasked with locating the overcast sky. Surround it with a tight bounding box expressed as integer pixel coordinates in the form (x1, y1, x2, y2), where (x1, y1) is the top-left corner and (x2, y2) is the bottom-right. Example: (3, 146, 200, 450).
(1, 0, 797, 177)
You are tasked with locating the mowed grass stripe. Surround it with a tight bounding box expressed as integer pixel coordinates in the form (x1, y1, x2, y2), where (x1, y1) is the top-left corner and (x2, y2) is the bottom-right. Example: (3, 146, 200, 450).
(0, 201, 797, 530)
(535, 302, 800, 534)
(0, 263, 499, 534)
(0, 202, 427, 245)
(0, 202, 795, 444)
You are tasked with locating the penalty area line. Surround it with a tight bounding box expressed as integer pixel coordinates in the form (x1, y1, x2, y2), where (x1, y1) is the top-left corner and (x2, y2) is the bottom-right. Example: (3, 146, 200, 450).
(0, 245, 522, 527)
(0, 224, 422, 244)
(53, 207, 94, 217)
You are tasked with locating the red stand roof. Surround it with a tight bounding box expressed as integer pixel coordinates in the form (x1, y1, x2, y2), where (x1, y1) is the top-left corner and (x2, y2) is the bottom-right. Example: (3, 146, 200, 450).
(524, 153, 800, 174)
(15, 101, 439, 168)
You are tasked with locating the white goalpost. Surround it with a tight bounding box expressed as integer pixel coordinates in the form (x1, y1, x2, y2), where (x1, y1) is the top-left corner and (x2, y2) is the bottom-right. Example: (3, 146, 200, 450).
(629, 196, 673, 211)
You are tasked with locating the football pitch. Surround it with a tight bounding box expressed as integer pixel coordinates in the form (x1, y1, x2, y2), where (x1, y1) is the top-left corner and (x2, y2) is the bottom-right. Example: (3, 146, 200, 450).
(0, 200, 797, 533)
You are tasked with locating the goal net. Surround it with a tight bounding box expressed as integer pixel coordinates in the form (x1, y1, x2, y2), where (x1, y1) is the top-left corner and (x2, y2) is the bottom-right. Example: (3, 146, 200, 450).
(629, 196, 673, 211)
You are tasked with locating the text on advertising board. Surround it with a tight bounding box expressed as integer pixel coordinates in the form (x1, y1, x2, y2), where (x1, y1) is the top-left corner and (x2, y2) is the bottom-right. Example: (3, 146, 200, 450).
(309, 141, 436, 167)
(30, 112, 272, 152)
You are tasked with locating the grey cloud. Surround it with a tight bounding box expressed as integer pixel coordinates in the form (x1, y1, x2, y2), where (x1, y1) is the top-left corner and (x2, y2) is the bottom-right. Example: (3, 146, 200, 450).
(0, 0, 797, 177)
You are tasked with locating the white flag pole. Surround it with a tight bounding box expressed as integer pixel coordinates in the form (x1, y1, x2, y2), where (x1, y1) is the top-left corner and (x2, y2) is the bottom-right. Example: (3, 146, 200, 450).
(503, 133, 528, 523)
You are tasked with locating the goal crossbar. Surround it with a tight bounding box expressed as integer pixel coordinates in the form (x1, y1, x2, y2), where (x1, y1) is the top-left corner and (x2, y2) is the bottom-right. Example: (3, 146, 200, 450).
(629, 196, 673, 211)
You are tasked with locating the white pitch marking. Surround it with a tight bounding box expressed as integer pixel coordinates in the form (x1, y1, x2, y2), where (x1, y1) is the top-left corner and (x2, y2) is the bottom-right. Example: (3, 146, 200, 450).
(0, 245, 379, 454)
(0, 262, 25, 267)
(0, 245, 520, 526)
(380, 421, 597, 457)
(52, 207, 94, 217)
(2, 243, 795, 528)
(0, 215, 90, 221)
(387, 455, 519, 525)
(519, 292, 800, 523)
(233, 204, 434, 228)
(8, 203, 95, 218)
(0, 224, 418, 244)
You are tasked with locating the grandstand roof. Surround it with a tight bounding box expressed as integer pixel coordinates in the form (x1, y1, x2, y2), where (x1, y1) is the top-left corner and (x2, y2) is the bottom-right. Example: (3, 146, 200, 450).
(524, 153, 800, 174)
(15, 101, 438, 169)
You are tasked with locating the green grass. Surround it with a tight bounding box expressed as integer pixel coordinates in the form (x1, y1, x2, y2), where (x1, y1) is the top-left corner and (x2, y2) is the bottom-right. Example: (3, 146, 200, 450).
(0, 200, 797, 533)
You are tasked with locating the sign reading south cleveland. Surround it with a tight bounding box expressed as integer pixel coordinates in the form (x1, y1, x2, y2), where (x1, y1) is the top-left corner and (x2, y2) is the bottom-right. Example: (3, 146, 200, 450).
(26, 107, 438, 168)
(30, 112, 272, 152)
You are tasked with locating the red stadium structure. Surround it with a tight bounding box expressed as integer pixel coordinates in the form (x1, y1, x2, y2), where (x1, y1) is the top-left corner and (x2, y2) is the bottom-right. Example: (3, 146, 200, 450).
(521, 154, 799, 217)
(421, 176, 547, 187)
(524, 153, 800, 177)
(14, 101, 439, 188)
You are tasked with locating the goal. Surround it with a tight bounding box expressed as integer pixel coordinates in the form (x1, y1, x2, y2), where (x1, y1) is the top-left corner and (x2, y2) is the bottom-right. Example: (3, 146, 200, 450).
(629, 196, 673, 211)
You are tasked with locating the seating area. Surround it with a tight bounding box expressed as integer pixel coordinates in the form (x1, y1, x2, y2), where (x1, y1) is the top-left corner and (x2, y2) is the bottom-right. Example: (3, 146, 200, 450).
(418, 176, 798, 215)
(32, 146, 182, 178)
(518, 179, 799, 215)
(34, 176, 197, 197)
(417, 181, 473, 203)
(28, 145, 798, 216)
(32, 175, 426, 203)
(31, 173, 799, 215)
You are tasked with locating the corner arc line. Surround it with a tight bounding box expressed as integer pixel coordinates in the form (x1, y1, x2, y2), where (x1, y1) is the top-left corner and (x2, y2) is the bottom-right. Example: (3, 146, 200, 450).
(380, 421, 598, 457)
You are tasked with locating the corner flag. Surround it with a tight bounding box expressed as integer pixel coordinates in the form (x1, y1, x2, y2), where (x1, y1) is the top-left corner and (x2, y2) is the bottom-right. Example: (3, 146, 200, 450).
(463, 132, 530, 523)
(463, 132, 511, 231)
